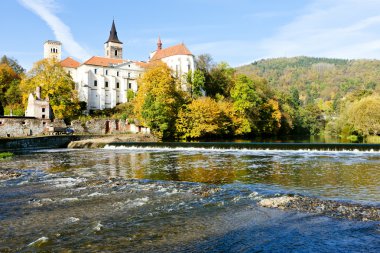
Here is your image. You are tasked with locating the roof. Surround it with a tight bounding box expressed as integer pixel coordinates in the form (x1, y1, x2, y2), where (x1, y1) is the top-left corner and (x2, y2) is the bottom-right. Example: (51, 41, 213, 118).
(60, 57, 81, 68)
(105, 20, 122, 44)
(83, 56, 125, 67)
(45, 40, 61, 45)
(133, 61, 150, 68)
(150, 43, 192, 61)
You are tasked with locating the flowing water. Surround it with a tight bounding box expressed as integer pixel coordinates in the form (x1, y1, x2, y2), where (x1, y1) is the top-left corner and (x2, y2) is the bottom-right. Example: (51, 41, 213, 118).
(0, 143, 380, 252)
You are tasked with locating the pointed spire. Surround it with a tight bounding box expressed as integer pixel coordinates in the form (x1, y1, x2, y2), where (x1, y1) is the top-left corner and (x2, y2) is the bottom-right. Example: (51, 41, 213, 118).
(106, 20, 122, 44)
(157, 36, 162, 50)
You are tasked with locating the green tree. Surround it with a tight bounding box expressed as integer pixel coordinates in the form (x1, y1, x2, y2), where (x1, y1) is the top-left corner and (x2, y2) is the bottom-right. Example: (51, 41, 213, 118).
(186, 69, 205, 98)
(134, 62, 182, 139)
(230, 74, 263, 134)
(20, 58, 81, 121)
(205, 62, 235, 98)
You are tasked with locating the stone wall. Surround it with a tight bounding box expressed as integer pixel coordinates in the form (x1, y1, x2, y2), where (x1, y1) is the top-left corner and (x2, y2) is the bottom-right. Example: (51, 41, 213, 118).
(0, 117, 67, 138)
(70, 118, 149, 135)
(0, 135, 79, 152)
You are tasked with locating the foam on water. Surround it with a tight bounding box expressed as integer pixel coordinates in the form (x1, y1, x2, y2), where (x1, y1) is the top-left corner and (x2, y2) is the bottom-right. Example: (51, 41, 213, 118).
(104, 145, 380, 154)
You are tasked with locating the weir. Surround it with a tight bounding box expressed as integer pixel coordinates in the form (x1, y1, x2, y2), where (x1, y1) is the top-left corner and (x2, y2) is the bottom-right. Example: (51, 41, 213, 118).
(107, 141, 380, 152)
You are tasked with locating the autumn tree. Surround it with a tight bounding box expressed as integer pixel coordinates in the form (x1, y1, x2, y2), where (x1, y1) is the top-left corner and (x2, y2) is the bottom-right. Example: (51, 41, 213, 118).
(134, 62, 183, 139)
(0, 60, 23, 115)
(347, 95, 380, 136)
(20, 58, 81, 121)
(176, 97, 233, 139)
(1, 55, 25, 75)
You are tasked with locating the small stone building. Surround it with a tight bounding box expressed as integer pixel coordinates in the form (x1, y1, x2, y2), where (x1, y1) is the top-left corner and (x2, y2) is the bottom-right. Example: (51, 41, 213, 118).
(25, 87, 53, 120)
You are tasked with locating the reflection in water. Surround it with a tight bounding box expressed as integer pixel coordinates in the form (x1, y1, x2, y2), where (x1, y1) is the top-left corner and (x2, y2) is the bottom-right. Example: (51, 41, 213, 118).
(1, 147, 379, 252)
(33, 148, 380, 203)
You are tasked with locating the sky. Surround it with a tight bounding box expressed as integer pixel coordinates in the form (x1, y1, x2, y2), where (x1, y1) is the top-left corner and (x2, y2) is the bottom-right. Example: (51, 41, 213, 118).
(1, 0, 380, 70)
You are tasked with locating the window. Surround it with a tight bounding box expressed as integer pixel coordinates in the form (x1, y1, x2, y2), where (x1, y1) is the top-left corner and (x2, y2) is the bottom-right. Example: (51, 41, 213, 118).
(116, 82, 120, 88)
(117, 71, 119, 77)
(0, 121, 2, 125)
(42, 115, 45, 119)
(115, 50, 118, 56)
(94, 69, 97, 74)
(42, 108, 45, 113)
(188, 64, 191, 71)
(128, 83, 132, 89)
(105, 70, 108, 75)
(105, 81, 109, 88)
(128, 73, 131, 78)
(94, 80, 98, 86)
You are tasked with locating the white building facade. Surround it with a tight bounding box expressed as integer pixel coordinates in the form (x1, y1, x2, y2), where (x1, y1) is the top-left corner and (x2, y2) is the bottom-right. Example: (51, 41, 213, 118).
(53, 20, 195, 111)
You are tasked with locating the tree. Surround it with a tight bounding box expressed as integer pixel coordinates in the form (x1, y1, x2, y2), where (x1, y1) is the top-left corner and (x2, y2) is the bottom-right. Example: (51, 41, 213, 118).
(20, 58, 81, 121)
(134, 62, 182, 139)
(230, 74, 263, 134)
(176, 97, 232, 139)
(0, 101, 4, 116)
(186, 69, 205, 98)
(205, 62, 235, 98)
(1, 55, 25, 75)
(347, 95, 380, 136)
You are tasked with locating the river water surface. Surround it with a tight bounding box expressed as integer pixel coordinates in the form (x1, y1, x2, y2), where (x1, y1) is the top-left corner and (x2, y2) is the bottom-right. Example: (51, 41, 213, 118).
(0, 144, 379, 252)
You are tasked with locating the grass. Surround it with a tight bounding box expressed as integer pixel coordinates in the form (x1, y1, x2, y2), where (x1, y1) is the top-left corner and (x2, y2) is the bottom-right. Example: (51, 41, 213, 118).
(0, 152, 14, 160)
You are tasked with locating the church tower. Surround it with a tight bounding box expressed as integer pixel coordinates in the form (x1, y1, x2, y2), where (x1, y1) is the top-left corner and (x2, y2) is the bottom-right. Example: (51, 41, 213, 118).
(44, 40, 62, 60)
(104, 20, 123, 59)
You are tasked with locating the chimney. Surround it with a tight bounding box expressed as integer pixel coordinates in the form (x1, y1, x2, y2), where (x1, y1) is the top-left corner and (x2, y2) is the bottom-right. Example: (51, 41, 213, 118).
(36, 86, 41, 100)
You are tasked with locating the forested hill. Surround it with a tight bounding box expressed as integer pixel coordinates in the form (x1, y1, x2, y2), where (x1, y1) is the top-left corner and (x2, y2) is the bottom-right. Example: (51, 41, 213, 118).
(236, 56, 380, 103)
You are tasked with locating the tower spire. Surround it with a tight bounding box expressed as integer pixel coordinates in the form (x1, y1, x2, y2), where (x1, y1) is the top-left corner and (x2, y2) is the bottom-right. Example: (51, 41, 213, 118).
(157, 35, 162, 50)
(106, 19, 122, 44)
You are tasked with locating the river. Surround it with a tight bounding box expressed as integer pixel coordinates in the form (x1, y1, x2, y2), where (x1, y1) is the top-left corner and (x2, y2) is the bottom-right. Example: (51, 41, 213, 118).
(0, 143, 379, 252)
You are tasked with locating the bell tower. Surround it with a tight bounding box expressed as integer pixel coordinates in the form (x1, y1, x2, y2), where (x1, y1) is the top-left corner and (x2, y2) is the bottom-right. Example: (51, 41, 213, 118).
(104, 20, 123, 59)
(44, 40, 62, 60)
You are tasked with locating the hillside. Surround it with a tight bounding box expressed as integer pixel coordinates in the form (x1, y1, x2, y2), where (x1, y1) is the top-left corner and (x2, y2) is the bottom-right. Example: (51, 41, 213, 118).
(236, 56, 380, 104)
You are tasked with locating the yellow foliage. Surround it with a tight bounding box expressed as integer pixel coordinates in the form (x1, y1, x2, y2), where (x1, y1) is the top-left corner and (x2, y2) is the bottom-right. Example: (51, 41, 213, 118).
(20, 58, 80, 120)
(347, 95, 380, 136)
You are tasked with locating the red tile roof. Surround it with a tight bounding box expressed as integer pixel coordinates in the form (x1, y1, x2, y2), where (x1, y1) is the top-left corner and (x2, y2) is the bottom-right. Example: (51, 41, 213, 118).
(83, 56, 125, 67)
(150, 43, 192, 61)
(60, 57, 81, 68)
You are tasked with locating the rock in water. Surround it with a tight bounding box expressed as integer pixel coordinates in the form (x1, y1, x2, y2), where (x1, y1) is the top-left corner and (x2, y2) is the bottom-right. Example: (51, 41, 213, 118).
(27, 237, 49, 247)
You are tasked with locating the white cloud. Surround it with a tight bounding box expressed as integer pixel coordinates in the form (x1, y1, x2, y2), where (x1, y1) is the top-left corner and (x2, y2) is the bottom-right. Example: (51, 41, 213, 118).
(258, 0, 380, 60)
(19, 0, 90, 61)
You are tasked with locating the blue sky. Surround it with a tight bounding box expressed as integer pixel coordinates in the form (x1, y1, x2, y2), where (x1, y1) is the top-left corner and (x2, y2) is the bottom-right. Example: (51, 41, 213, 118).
(2, 0, 380, 70)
